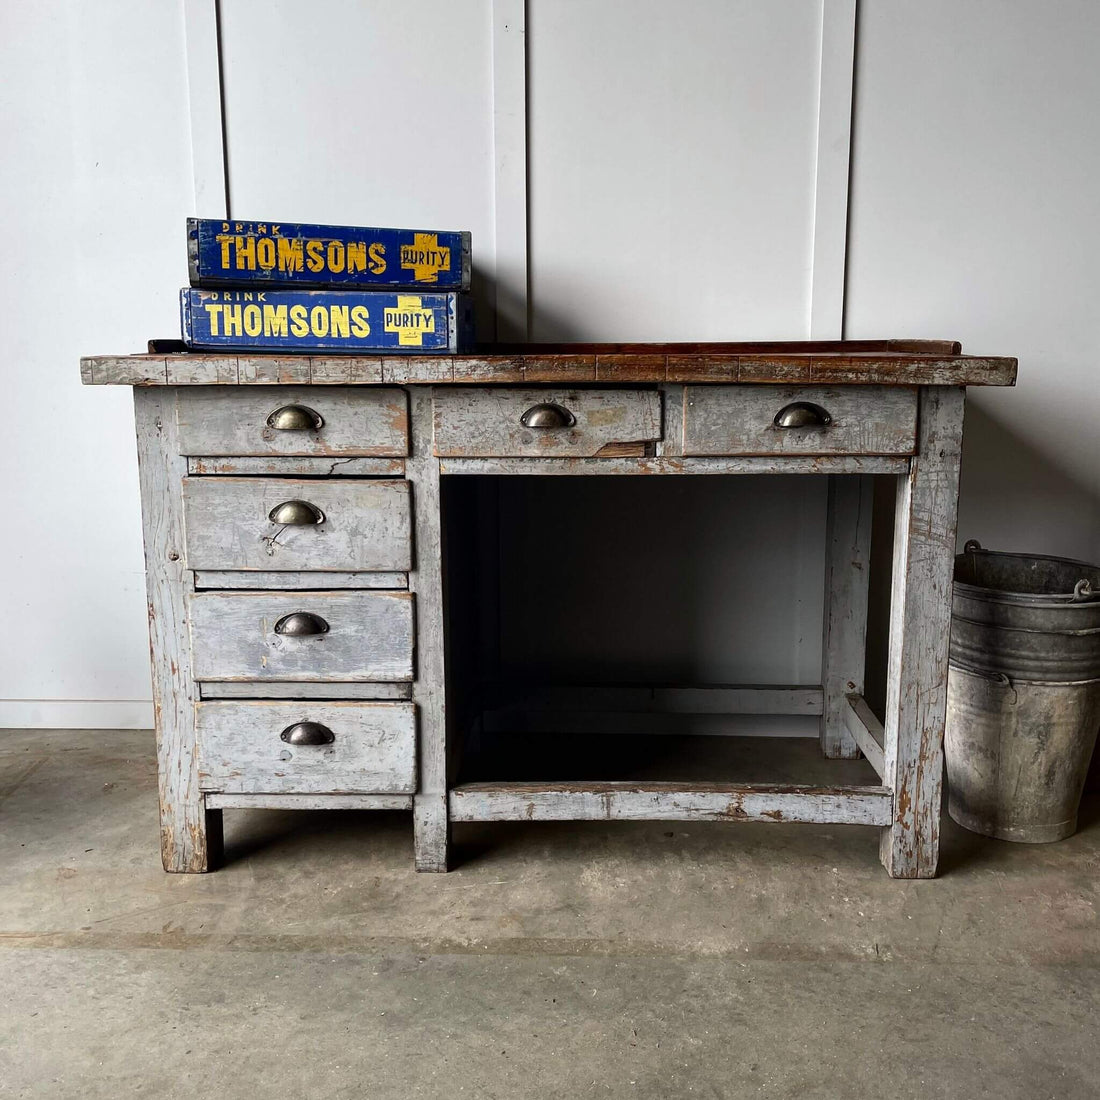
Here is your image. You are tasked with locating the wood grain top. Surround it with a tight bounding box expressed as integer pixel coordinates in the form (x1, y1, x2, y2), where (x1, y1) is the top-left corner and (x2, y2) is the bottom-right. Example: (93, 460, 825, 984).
(80, 339, 1018, 387)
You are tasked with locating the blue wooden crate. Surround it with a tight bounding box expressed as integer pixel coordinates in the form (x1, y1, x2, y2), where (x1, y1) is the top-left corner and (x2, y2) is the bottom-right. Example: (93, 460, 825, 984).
(180, 288, 472, 353)
(188, 218, 471, 290)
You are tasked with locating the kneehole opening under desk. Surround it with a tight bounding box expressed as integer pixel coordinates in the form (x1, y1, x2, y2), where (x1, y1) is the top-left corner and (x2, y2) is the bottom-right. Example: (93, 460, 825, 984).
(441, 474, 894, 796)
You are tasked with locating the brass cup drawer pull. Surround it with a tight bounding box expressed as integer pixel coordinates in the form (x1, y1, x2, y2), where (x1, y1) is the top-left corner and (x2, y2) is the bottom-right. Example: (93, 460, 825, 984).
(267, 404, 324, 431)
(268, 499, 325, 526)
(273, 612, 329, 637)
(520, 402, 576, 430)
(280, 721, 335, 746)
(773, 401, 832, 429)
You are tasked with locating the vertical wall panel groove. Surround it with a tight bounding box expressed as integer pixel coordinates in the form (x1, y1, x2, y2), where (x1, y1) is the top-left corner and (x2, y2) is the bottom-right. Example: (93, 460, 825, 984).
(491, 0, 529, 340)
(183, 0, 229, 219)
(808, 0, 857, 339)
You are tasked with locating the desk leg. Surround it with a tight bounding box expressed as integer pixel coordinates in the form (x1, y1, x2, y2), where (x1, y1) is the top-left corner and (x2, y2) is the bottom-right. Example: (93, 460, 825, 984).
(821, 475, 873, 758)
(134, 389, 221, 873)
(409, 389, 451, 872)
(880, 388, 965, 878)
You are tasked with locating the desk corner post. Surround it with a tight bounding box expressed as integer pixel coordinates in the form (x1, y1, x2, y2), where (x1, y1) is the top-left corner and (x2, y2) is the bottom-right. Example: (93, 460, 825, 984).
(821, 473, 874, 758)
(880, 386, 966, 878)
(408, 387, 451, 872)
(134, 387, 221, 873)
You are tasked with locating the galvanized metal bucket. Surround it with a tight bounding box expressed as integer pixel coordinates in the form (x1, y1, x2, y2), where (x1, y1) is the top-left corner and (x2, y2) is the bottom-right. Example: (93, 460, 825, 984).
(945, 542, 1100, 842)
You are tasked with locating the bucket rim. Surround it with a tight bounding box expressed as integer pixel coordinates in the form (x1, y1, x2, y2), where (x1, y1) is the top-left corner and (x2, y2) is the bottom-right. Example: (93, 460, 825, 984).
(948, 659, 1100, 687)
(954, 546, 1100, 605)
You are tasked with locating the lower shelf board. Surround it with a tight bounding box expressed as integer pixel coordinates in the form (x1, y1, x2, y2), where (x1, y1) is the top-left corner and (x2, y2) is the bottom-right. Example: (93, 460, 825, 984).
(455, 732, 881, 786)
(447, 781, 893, 826)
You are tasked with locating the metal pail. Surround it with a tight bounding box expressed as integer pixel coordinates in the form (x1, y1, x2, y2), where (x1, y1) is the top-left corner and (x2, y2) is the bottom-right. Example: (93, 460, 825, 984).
(945, 542, 1100, 842)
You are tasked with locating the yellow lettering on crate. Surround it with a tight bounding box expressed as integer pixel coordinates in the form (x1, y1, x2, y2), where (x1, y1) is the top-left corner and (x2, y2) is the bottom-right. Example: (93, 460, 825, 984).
(289, 304, 309, 337)
(330, 305, 350, 339)
(223, 305, 243, 337)
(277, 238, 304, 273)
(216, 235, 233, 269)
(305, 240, 325, 273)
(351, 305, 371, 337)
(235, 237, 256, 271)
(368, 242, 386, 274)
(327, 240, 345, 273)
(256, 238, 277, 271)
(203, 304, 222, 336)
(384, 295, 435, 347)
(263, 304, 288, 337)
(399, 233, 450, 282)
(346, 241, 366, 274)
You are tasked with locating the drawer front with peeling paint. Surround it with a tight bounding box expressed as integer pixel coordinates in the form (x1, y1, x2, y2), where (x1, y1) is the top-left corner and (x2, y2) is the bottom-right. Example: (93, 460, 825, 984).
(433, 388, 663, 458)
(189, 590, 414, 682)
(196, 700, 417, 794)
(176, 386, 408, 458)
(182, 477, 412, 572)
(682, 386, 919, 456)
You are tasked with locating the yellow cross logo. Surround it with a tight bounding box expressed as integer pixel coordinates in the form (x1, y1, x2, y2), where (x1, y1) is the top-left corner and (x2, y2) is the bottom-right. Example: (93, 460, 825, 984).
(400, 232, 451, 282)
(384, 295, 436, 347)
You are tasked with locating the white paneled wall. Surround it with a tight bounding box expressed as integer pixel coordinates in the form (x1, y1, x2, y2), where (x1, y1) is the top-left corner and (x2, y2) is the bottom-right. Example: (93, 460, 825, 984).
(218, 0, 494, 231)
(0, 1, 195, 728)
(217, 0, 497, 333)
(1, 0, 1095, 726)
(527, 0, 823, 341)
(846, 0, 1100, 562)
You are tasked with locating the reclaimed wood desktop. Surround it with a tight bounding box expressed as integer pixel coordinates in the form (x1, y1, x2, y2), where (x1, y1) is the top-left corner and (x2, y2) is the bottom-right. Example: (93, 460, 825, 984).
(81, 340, 1017, 878)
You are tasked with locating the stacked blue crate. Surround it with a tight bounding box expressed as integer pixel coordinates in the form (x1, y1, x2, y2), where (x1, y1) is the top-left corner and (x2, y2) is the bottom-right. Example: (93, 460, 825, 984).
(180, 218, 473, 353)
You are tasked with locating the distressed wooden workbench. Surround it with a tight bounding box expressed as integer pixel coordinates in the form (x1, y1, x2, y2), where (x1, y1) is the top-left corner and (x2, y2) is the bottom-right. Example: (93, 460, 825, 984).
(82, 339, 1017, 878)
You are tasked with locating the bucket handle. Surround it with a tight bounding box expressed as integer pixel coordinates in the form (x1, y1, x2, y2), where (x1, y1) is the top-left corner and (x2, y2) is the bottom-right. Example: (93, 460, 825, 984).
(949, 660, 1019, 705)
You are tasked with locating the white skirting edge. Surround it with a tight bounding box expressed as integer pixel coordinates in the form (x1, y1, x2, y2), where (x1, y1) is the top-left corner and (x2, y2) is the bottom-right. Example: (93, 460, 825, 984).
(0, 699, 154, 730)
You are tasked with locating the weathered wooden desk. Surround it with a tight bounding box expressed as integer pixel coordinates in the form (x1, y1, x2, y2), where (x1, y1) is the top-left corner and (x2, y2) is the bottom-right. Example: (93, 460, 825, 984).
(82, 340, 1016, 878)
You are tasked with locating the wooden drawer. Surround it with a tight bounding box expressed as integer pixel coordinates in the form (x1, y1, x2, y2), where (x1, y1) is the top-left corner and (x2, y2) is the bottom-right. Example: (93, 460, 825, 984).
(182, 477, 411, 572)
(189, 590, 413, 683)
(176, 386, 408, 457)
(433, 388, 662, 458)
(682, 386, 918, 456)
(196, 701, 416, 794)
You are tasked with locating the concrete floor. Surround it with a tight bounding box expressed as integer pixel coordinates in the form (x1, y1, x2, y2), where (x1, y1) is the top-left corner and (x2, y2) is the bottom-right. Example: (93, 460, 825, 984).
(2, 729, 1099, 1099)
